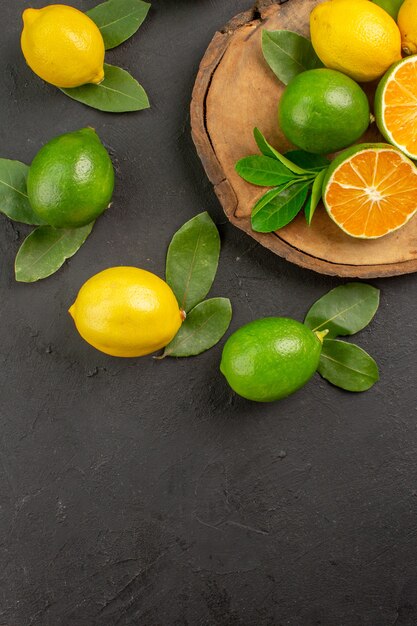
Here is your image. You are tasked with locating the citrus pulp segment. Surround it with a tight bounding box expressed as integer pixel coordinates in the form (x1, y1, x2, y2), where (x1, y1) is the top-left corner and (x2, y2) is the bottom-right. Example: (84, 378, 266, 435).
(375, 56, 417, 160)
(323, 144, 417, 239)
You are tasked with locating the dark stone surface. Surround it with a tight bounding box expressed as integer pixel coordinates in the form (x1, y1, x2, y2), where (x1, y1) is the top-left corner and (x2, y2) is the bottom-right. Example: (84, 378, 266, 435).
(0, 1, 416, 625)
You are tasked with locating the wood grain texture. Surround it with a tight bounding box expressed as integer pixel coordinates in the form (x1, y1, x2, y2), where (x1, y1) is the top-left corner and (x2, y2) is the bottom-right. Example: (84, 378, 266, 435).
(190, 0, 417, 278)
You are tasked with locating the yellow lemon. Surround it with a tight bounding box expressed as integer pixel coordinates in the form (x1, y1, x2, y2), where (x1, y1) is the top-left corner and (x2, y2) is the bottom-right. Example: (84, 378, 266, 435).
(310, 0, 402, 82)
(69, 267, 184, 358)
(21, 4, 105, 88)
(398, 0, 417, 54)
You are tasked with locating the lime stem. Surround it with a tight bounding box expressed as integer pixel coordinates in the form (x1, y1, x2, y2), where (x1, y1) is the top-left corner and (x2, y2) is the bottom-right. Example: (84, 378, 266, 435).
(315, 329, 329, 344)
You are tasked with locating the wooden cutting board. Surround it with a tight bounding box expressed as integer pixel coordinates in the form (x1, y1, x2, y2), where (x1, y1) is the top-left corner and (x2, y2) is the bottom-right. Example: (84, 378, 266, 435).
(190, 0, 417, 278)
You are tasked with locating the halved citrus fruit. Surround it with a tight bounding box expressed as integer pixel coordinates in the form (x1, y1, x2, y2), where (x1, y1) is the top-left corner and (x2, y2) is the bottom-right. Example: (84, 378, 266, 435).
(375, 56, 417, 159)
(322, 143, 417, 239)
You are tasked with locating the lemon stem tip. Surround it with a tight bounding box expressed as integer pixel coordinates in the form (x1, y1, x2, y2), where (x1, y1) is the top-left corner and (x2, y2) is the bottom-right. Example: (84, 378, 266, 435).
(91, 69, 105, 85)
(22, 8, 38, 24)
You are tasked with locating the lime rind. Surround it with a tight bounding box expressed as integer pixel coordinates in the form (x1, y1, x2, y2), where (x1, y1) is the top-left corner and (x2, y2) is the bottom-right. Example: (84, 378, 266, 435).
(322, 143, 417, 239)
(375, 56, 417, 160)
(220, 317, 322, 403)
(278, 68, 370, 155)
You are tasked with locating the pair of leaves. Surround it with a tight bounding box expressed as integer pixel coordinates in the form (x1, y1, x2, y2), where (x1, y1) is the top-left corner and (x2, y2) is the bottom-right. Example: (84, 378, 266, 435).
(235, 128, 329, 232)
(160, 213, 232, 358)
(60, 0, 151, 112)
(262, 30, 323, 85)
(304, 283, 380, 392)
(0, 158, 94, 282)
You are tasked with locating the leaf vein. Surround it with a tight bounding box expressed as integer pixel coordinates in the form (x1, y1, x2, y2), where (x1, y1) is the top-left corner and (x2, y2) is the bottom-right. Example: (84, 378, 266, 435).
(0, 178, 28, 199)
(320, 353, 374, 379)
(312, 295, 375, 332)
(165, 311, 219, 356)
(180, 227, 203, 310)
(98, 83, 142, 102)
(265, 34, 306, 72)
(98, 10, 141, 30)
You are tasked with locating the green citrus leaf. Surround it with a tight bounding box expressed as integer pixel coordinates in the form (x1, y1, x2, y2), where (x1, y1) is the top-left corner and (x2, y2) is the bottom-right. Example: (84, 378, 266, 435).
(235, 155, 295, 186)
(304, 283, 380, 338)
(0, 159, 44, 225)
(305, 168, 327, 225)
(61, 64, 149, 113)
(254, 127, 280, 160)
(251, 180, 310, 233)
(15, 223, 94, 283)
(284, 150, 330, 172)
(251, 185, 289, 216)
(262, 29, 323, 85)
(87, 0, 151, 50)
(166, 212, 220, 313)
(253, 128, 310, 175)
(318, 339, 379, 392)
(160, 298, 232, 358)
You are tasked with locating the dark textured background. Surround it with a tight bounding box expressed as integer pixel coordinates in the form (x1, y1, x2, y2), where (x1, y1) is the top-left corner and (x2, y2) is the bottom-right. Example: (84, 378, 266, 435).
(1, 1, 417, 625)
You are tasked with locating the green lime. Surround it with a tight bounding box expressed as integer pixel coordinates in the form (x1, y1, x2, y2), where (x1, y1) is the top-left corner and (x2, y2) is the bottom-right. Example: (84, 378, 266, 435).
(372, 0, 404, 19)
(27, 128, 114, 228)
(278, 68, 370, 155)
(220, 317, 323, 402)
